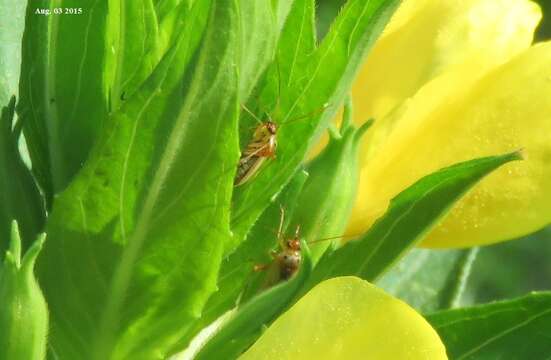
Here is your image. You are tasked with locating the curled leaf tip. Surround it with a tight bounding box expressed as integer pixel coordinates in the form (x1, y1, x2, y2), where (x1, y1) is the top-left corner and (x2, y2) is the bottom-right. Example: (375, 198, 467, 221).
(513, 148, 525, 160)
(21, 233, 46, 272)
(355, 118, 375, 140)
(341, 96, 354, 131)
(8, 221, 22, 267)
(3, 252, 17, 268)
(327, 124, 340, 140)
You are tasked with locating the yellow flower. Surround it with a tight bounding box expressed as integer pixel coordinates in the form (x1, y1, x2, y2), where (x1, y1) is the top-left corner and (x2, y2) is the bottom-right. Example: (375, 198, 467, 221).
(346, 0, 551, 247)
(240, 277, 447, 360)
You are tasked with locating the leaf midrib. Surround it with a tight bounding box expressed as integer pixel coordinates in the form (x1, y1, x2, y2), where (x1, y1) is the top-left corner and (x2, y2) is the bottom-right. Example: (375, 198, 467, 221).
(456, 308, 551, 359)
(96, 3, 236, 354)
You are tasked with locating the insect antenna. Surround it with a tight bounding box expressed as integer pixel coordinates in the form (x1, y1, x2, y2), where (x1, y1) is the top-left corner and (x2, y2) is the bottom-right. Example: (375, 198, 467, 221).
(306, 233, 363, 245)
(279, 102, 330, 126)
(276, 205, 286, 248)
(274, 53, 282, 116)
(241, 103, 264, 125)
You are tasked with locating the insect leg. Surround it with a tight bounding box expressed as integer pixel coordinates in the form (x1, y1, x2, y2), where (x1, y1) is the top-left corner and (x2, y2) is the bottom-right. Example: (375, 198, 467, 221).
(277, 205, 287, 249)
(253, 263, 270, 272)
(239, 142, 272, 164)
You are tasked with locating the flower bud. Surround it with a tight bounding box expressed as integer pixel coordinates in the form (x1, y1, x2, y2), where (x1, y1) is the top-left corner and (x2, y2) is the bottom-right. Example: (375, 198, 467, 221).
(289, 98, 371, 261)
(0, 221, 48, 360)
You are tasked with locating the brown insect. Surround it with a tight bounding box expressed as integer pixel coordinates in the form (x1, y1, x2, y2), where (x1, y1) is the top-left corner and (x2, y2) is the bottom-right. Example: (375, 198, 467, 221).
(234, 103, 329, 187)
(254, 207, 302, 281)
(234, 106, 279, 186)
(253, 207, 360, 284)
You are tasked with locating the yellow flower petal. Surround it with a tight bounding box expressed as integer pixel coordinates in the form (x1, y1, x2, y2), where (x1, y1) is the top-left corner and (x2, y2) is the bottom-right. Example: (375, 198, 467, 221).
(311, 0, 541, 158)
(348, 41, 551, 248)
(353, 0, 541, 126)
(240, 277, 447, 360)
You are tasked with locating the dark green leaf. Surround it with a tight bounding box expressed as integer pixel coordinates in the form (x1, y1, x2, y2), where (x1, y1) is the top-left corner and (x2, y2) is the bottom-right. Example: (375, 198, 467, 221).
(464, 228, 551, 305)
(36, 1, 240, 358)
(0, 97, 44, 254)
(305, 152, 521, 291)
(377, 248, 478, 313)
(428, 292, 551, 359)
(534, 0, 551, 41)
(230, 0, 401, 253)
(194, 240, 313, 360)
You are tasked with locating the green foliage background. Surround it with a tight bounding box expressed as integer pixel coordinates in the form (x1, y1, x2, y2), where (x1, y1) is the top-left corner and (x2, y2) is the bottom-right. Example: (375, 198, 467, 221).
(0, 0, 549, 359)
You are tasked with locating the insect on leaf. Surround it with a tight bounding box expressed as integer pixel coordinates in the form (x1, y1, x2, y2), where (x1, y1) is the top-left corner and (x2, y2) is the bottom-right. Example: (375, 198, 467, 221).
(178, 170, 309, 353)
(194, 240, 313, 360)
(230, 0, 402, 254)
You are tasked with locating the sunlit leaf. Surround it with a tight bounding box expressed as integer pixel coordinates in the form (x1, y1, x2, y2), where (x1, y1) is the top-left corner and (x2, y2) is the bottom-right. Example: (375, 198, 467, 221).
(305, 152, 521, 290)
(36, 1, 238, 358)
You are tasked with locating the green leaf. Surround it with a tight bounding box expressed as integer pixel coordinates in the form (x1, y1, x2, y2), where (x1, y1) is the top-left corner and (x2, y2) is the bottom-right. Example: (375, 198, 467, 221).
(105, 0, 162, 109)
(377, 248, 478, 313)
(177, 170, 309, 353)
(18, 0, 187, 203)
(304, 152, 521, 290)
(18, 0, 111, 199)
(155, 0, 189, 22)
(160, 1, 297, 353)
(0, 97, 44, 254)
(155, 1, 193, 62)
(0, 0, 27, 106)
(36, 1, 241, 358)
(534, 0, 551, 41)
(105, 0, 197, 111)
(428, 292, 551, 359)
(194, 240, 313, 360)
(230, 0, 401, 252)
(237, 0, 293, 100)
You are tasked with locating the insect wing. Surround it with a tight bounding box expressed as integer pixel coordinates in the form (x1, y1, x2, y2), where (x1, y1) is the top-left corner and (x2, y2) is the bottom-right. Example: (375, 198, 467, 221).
(234, 155, 267, 186)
